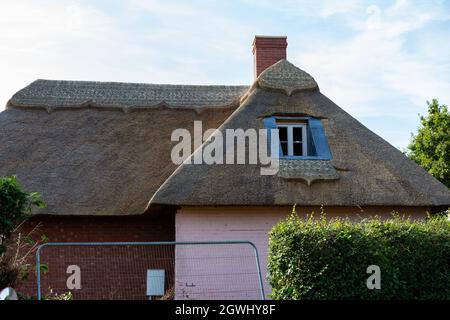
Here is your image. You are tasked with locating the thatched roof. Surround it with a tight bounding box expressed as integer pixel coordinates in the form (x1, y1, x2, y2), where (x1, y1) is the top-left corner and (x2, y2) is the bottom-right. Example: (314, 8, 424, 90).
(0, 80, 247, 215)
(150, 60, 450, 208)
(1, 62, 449, 216)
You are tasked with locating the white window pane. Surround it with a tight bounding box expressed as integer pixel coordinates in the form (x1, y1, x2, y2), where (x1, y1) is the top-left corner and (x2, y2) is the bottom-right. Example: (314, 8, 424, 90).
(276, 123, 308, 157)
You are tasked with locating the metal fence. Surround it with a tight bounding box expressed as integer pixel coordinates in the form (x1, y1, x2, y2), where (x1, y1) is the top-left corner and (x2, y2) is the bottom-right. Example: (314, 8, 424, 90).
(36, 241, 265, 300)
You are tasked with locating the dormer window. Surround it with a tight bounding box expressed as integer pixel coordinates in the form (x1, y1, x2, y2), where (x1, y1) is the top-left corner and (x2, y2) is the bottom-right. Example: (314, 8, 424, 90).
(278, 123, 308, 156)
(263, 116, 333, 160)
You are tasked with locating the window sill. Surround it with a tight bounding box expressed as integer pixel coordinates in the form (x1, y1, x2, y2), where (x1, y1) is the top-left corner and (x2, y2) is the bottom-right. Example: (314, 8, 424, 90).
(278, 159, 340, 186)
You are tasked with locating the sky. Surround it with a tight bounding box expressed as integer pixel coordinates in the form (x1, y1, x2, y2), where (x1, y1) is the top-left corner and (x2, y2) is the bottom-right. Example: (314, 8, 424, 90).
(1, 0, 449, 149)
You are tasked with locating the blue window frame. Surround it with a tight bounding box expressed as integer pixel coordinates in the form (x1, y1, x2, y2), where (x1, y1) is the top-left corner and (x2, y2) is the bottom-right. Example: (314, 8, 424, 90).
(263, 116, 332, 160)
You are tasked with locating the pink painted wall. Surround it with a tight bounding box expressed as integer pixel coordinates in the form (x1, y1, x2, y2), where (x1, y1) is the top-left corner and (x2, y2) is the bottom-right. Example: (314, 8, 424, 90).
(175, 206, 428, 300)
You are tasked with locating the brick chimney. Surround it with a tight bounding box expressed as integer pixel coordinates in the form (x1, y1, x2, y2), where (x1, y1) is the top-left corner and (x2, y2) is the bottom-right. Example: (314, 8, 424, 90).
(252, 35, 287, 79)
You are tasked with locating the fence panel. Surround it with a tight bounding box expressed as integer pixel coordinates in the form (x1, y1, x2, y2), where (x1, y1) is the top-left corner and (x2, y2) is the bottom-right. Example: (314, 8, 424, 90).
(36, 241, 264, 300)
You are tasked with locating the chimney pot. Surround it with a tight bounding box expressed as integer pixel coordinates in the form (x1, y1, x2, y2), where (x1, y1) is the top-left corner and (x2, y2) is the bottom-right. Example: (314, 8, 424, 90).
(252, 35, 287, 79)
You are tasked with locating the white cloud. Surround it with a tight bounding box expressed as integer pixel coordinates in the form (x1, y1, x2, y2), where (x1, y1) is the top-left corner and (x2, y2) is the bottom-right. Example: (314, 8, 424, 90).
(128, 0, 253, 59)
(0, 1, 127, 109)
(242, 0, 363, 19)
(129, 0, 198, 16)
(319, 0, 362, 18)
(0, 0, 253, 110)
(292, 0, 450, 147)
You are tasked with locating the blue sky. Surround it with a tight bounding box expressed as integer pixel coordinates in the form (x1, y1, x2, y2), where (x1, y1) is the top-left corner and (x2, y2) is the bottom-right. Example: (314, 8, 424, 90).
(1, 0, 449, 149)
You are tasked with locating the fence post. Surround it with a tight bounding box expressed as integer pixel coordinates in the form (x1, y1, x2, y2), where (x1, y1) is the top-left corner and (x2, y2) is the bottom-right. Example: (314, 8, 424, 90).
(250, 242, 266, 300)
(36, 245, 42, 300)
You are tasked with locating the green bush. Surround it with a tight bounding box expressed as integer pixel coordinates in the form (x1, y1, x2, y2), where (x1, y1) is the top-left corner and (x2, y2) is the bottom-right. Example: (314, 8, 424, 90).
(0, 176, 45, 255)
(268, 209, 450, 300)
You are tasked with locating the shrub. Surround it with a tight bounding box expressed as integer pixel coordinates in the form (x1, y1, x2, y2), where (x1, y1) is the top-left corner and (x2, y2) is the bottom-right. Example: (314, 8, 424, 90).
(43, 289, 73, 300)
(0, 176, 45, 290)
(268, 209, 450, 300)
(0, 225, 49, 290)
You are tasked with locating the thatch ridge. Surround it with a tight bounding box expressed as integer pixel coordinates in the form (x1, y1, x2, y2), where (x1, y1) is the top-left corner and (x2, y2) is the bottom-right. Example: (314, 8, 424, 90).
(8, 79, 249, 112)
(256, 59, 319, 95)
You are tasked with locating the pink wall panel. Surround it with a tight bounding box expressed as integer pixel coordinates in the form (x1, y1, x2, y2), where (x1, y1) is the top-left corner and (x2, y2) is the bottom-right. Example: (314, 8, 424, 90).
(175, 207, 291, 299)
(175, 206, 427, 300)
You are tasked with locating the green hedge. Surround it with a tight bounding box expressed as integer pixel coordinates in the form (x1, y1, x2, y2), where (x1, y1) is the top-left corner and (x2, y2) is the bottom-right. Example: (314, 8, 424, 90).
(268, 211, 450, 300)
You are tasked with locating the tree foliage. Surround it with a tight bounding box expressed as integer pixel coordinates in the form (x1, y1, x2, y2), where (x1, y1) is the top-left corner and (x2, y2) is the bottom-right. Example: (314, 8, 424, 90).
(407, 99, 450, 187)
(0, 176, 45, 255)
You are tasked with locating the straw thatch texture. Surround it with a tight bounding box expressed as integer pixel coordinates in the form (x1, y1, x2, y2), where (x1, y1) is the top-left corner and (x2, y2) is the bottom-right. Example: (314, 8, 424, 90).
(0, 81, 247, 215)
(150, 61, 450, 208)
(2, 61, 449, 215)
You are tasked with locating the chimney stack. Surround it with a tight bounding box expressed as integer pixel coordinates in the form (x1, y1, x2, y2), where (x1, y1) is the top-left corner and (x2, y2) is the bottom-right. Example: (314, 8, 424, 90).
(252, 36, 287, 79)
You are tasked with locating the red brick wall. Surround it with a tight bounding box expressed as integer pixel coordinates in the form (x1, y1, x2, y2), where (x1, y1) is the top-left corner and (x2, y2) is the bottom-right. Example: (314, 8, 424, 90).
(15, 213, 175, 300)
(252, 36, 287, 78)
